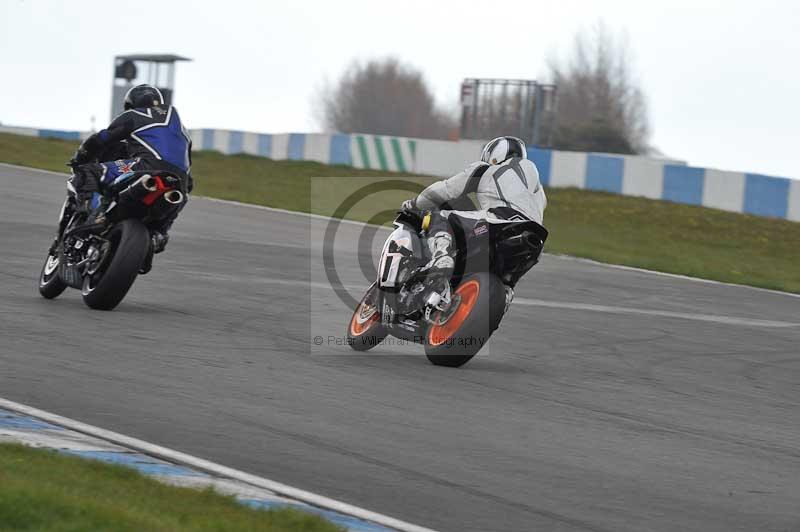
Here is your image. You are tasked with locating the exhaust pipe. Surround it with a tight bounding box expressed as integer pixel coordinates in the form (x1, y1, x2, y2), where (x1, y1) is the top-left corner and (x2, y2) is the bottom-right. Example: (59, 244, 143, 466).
(119, 175, 158, 201)
(163, 189, 184, 204)
(141, 175, 159, 192)
(147, 191, 184, 221)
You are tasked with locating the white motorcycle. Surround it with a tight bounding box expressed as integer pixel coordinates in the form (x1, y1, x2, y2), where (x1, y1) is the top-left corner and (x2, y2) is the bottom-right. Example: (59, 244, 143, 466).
(347, 208, 548, 367)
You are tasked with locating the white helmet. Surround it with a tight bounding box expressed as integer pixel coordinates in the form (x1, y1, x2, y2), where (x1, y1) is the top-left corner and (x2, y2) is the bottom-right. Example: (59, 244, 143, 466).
(480, 136, 527, 165)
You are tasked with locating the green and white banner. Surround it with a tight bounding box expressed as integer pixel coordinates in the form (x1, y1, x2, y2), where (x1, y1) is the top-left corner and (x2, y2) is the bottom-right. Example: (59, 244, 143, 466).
(350, 134, 416, 173)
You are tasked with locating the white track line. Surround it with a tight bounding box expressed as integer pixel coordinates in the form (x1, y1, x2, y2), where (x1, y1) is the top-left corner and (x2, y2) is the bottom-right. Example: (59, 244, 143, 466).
(195, 195, 800, 301)
(0, 397, 438, 532)
(0, 162, 67, 176)
(545, 254, 800, 300)
(164, 268, 796, 329)
(0, 161, 384, 231)
(198, 195, 381, 230)
(514, 298, 799, 328)
(4, 160, 798, 300)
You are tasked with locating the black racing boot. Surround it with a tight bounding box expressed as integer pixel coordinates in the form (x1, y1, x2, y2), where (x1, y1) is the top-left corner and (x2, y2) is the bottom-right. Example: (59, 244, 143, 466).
(139, 241, 154, 275)
(152, 231, 169, 254)
(139, 230, 169, 275)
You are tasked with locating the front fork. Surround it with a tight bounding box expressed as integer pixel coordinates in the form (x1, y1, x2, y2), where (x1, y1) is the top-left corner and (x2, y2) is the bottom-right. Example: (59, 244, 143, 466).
(57, 196, 73, 233)
(48, 196, 75, 256)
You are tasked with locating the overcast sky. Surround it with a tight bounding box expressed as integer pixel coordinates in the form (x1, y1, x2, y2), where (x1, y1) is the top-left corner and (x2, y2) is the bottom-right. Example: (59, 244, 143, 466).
(2, 0, 798, 178)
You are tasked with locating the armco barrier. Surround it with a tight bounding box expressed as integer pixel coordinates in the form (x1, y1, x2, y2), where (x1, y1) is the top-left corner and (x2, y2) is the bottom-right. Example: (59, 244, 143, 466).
(2, 125, 797, 222)
(186, 129, 800, 223)
(188, 129, 355, 166)
(0, 125, 86, 141)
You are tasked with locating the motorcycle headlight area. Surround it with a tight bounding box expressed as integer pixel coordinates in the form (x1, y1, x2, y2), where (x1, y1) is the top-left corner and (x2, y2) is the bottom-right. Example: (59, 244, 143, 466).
(379, 234, 416, 288)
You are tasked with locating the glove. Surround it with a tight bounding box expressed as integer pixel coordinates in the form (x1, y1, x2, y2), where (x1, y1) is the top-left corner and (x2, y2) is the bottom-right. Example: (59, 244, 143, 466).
(68, 132, 104, 167)
(401, 199, 417, 212)
(68, 147, 90, 168)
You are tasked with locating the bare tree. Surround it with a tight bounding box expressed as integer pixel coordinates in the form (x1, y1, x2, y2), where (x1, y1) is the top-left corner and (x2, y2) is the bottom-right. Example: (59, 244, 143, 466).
(319, 57, 456, 139)
(549, 22, 651, 154)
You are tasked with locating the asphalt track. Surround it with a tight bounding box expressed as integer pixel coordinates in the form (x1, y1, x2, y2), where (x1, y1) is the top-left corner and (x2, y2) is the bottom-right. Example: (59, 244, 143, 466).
(2, 163, 800, 532)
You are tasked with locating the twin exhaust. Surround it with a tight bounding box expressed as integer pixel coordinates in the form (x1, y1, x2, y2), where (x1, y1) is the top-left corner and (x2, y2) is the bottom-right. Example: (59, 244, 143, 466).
(122, 175, 184, 205)
(140, 175, 184, 204)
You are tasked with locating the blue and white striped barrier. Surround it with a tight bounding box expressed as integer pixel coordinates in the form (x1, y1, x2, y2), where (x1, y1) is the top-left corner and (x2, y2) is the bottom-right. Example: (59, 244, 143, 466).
(190, 129, 355, 166)
(189, 129, 417, 172)
(0, 404, 422, 532)
(527, 148, 800, 221)
(190, 128, 799, 222)
(0, 125, 86, 141)
(3, 124, 797, 222)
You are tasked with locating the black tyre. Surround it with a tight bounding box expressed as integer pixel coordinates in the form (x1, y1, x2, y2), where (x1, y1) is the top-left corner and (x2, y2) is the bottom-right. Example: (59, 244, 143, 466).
(424, 273, 506, 368)
(347, 283, 389, 351)
(38, 247, 67, 299)
(81, 219, 150, 310)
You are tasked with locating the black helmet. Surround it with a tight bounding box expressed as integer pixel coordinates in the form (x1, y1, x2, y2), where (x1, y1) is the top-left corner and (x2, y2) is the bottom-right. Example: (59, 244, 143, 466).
(123, 84, 164, 110)
(480, 136, 527, 165)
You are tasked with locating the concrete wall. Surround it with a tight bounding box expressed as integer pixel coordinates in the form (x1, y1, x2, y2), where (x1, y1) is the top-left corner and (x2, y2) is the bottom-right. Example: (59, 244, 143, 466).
(3, 124, 797, 222)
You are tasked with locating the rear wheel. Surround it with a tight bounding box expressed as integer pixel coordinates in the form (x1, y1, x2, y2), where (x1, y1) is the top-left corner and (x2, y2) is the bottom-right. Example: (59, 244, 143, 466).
(424, 273, 506, 368)
(82, 219, 150, 310)
(347, 283, 389, 351)
(38, 246, 67, 299)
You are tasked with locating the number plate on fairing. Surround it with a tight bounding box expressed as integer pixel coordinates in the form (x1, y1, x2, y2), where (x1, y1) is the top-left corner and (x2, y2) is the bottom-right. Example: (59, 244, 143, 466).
(377, 225, 421, 289)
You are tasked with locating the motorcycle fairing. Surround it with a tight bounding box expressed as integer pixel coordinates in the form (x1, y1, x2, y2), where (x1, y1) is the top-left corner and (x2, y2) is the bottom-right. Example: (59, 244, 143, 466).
(377, 224, 423, 290)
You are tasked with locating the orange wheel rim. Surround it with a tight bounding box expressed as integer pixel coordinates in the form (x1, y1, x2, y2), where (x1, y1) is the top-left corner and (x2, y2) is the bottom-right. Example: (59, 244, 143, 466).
(427, 280, 480, 346)
(350, 299, 379, 336)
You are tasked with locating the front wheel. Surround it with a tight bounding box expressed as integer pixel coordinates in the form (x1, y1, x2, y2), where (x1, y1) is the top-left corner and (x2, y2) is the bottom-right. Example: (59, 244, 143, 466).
(38, 246, 67, 299)
(347, 283, 389, 351)
(82, 219, 150, 310)
(424, 273, 506, 368)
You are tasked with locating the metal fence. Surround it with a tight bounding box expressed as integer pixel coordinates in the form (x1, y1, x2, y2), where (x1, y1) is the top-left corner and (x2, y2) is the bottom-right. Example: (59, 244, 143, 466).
(459, 78, 558, 146)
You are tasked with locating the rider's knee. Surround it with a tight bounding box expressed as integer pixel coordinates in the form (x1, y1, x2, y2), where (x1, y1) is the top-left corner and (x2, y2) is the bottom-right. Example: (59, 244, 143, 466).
(69, 164, 102, 193)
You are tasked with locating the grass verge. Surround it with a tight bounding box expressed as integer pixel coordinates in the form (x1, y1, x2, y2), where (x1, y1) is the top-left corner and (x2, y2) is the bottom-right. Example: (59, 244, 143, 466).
(0, 443, 342, 532)
(1, 132, 798, 293)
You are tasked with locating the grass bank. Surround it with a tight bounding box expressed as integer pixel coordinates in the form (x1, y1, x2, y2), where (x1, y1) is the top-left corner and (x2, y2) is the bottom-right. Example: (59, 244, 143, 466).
(0, 443, 341, 532)
(1, 132, 798, 293)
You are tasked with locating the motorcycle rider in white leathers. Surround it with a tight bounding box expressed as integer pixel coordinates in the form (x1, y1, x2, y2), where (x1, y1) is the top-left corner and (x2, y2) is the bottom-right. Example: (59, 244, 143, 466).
(401, 136, 547, 310)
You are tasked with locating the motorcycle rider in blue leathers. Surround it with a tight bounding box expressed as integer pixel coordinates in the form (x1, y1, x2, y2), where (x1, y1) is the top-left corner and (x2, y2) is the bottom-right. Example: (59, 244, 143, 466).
(65, 84, 193, 273)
